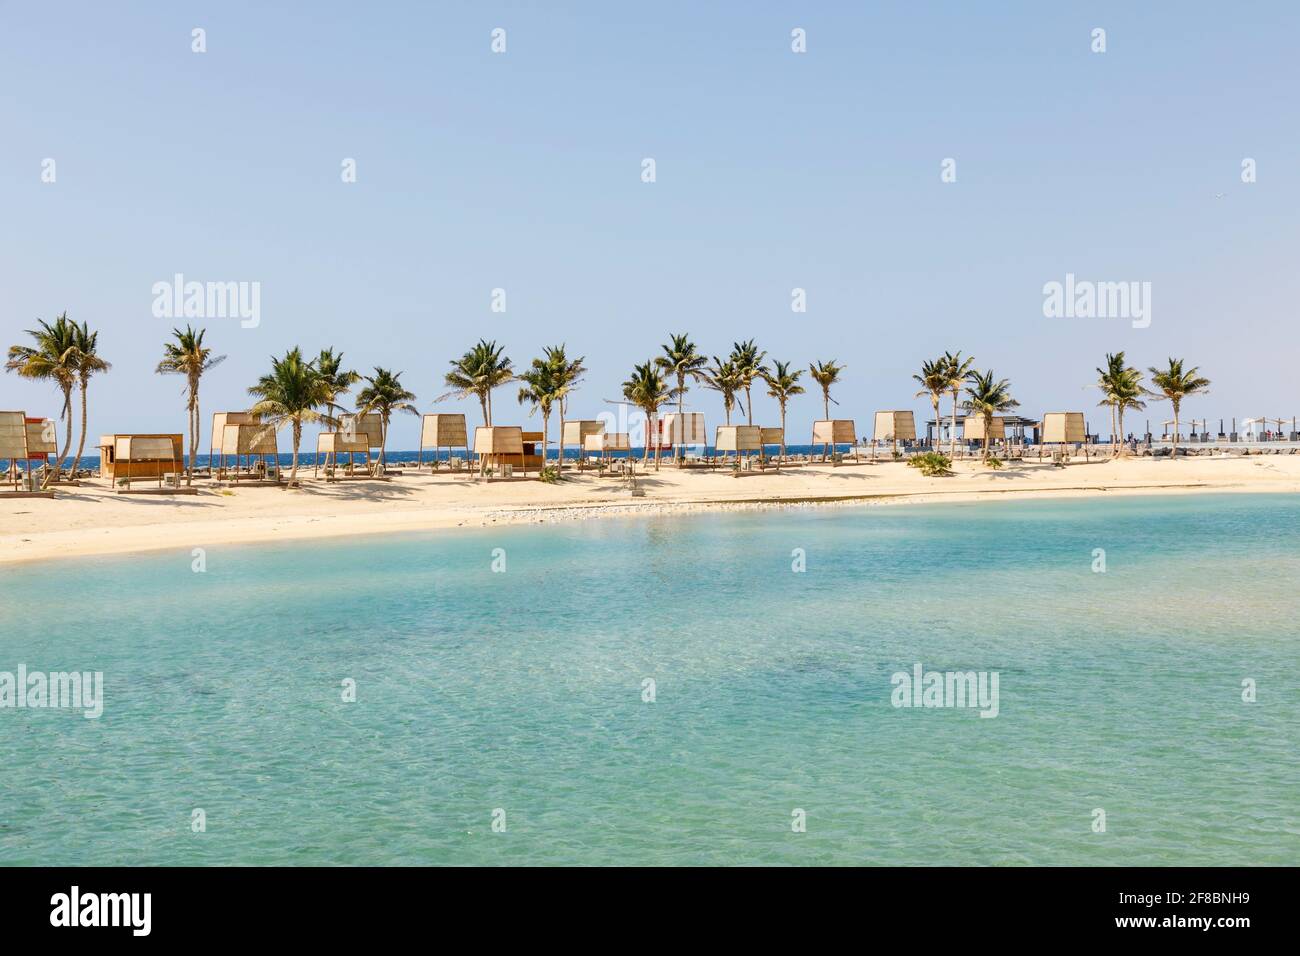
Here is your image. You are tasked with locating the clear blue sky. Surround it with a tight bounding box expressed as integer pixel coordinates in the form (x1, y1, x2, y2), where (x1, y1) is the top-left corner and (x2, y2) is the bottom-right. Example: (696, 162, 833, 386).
(4, 1, 1298, 447)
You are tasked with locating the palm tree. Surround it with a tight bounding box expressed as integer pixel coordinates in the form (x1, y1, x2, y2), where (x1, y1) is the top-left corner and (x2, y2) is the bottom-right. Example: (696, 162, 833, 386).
(247, 348, 333, 485)
(441, 339, 513, 425)
(1146, 358, 1210, 459)
(912, 358, 948, 451)
(729, 339, 766, 426)
(962, 369, 1019, 462)
(68, 321, 110, 479)
(544, 345, 586, 471)
(5, 314, 78, 487)
(156, 326, 224, 484)
(518, 358, 562, 469)
(808, 359, 845, 420)
(942, 351, 975, 458)
(807, 359, 845, 459)
(760, 360, 805, 461)
(655, 333, 707, 460)
(622, 361, 679, 470)
(1095, 352, 1145, 457)
(1112, 367, 1147, 457)
(698, 357, 747, 425)
(355, 368, 419, 474)
(316, 348, 360, 421)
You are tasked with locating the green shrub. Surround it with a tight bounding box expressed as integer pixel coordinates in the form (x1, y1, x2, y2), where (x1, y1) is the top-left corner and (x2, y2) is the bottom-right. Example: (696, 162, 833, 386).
(908, 451, 953, 477)
(985, 455, 1004, 469)
(539, 464, 561, 484)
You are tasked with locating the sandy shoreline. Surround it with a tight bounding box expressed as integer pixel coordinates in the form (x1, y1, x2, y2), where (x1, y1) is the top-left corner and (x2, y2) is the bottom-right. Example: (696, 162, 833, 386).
(4, 456, 1300, 566)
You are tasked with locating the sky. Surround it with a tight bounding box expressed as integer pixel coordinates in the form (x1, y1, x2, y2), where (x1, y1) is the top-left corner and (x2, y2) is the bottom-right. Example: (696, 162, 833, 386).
(3, 1, 1299, 450)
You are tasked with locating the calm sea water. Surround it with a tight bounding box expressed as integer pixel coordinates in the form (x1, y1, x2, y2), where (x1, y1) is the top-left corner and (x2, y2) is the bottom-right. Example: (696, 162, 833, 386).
(1, 494, 1296, 866)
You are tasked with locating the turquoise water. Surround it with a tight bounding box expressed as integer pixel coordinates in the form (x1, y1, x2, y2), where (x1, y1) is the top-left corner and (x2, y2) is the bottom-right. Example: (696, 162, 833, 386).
(1, 494, 1296, 866)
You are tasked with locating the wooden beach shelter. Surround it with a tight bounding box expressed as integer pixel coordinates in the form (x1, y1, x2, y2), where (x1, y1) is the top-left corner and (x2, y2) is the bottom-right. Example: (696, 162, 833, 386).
(24, 418, 57, 483)
(562, 419, 604, 470)
(418, 413, 469, 470)
(98, 434, 184, 482)
(473, 425, 528, 477)
(812, 419, 859, 462)
(1040, 412, 1087, 463)
(873, 410, 917, 456)
(963, 415, 1007, 450)
(105, 435, 195, 494)
(1, 411, 54, 497)
(658, 412, 707, 461)
(584, 431, 631, 473)
(715, 425, 763, 471)
(759, 427, 785, 467)
(1041, 412, 1085, 443)
(219, 422, 281, 484)
(341, 412, 385, 468)
(209, 412, 261, 471)
(313, 430, 371, 479)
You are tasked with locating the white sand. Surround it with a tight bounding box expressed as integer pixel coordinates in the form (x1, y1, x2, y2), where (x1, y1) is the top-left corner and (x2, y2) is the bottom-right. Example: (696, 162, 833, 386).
(4, 455, 1300, 565)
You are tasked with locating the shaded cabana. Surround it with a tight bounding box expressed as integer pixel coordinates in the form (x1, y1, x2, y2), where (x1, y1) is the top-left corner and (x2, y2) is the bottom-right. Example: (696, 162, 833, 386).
(715, 425, 763, 470)
(473, 425, 529, 477)
(218, 422, 281, 484)
(24, 418, 57, 482)
(759, 426, 785, 463)
(584, 431, 631, 473)
(314, 430, 371, 479)
(418, 413, 469, 470)
(1040, 412, 1087, 462)
(333, 412, 386, 476)
(106, 435, 195, 494)
(209, 412, 261, 470)
(562, 419, 604, 470)
(962, 415, 1006, 441)
(1, 411, 54, 497)
(961, 415, 1009, 459)
(811, 419, 859, 463)
(873, 410, 916, 456)
(658, 412, 707, 461)
(99, 434, 185, 482)
(341, 412, 383, 451)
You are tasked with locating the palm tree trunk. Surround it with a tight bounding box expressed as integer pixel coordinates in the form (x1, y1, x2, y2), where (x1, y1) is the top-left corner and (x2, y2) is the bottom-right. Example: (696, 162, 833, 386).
(183, 393, 194, 485)
(541, 409, 550, 471)
(823, 391, 830, 460)
(190, 376, 201, 483)
(1171, 401, 1180, 460)
(557, 407, 565, 472)
(931, 397, 940, 451)
(71, 379, 89, 477)
(681, 371, 691, 463)
(745, 386, 753, 425)
(949, 390, 959, 459)
(651, 409, 660, 469)
(47, 385, 73, 488)
(779, 405, 787, 460)
(1118, 407, 1127, 457)
(480, 395, 489, 427)
(289, 419, 302, 484)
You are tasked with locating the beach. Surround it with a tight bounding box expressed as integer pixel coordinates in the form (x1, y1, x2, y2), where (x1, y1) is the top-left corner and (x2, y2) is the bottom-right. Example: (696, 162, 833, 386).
(5, 453, 1300, 565)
